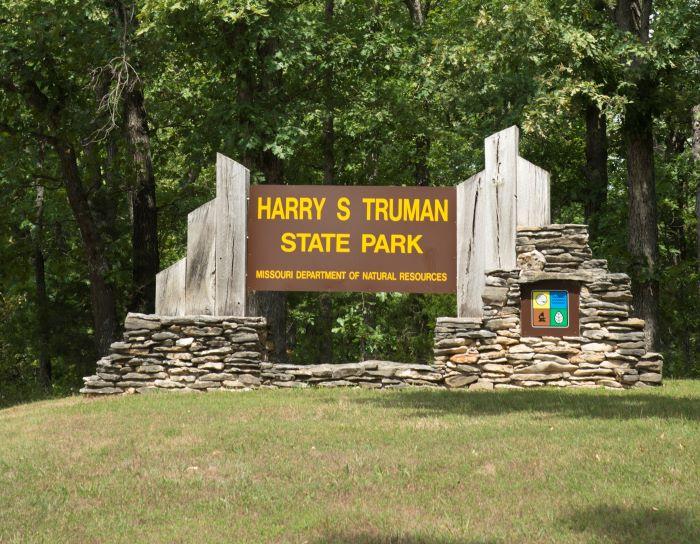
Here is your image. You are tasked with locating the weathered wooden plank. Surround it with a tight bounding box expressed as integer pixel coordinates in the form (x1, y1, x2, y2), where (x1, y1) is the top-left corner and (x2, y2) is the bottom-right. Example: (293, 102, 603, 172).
(155, 257, 186, 316)
(483, 126, 519, 271)
(456, 171, 486, 318)
(215, 154, 249, 316)
(517, 157, 551, 227)
(185, 200, 217, 315)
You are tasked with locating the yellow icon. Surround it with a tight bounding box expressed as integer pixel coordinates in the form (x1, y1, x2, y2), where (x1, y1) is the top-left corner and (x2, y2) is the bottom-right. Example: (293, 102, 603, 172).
(533, 291, 550, 309)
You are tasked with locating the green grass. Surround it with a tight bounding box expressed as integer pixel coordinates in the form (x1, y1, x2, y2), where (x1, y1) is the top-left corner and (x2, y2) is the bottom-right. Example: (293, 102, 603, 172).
(1, 381, 699, 544)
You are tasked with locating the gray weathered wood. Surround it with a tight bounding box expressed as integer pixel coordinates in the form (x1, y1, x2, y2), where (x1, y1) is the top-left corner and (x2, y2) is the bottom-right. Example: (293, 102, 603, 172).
(150, 126, 550, 322)
(155, 257, 186, 316)
(456, 126, 552, 317)
(456, 171, 487, 317)
(185, 200, 217, 314)
(215, 154, 249, 316)
(516, 157, 551, 227)
(483, 126, 519, 271)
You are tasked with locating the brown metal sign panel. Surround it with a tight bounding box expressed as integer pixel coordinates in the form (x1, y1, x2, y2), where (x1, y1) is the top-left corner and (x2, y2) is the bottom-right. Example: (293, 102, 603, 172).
(246, 185, 456, 293)
(520, 280, 580, 337)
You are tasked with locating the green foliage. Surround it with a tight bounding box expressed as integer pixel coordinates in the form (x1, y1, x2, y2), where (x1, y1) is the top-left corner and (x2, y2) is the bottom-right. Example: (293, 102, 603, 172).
(289, 292, 454, 364)
(0, 0, 698, 394)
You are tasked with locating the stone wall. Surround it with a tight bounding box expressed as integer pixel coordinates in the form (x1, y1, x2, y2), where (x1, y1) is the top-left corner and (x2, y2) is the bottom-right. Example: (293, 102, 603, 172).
(433, 224, 663, 389)
(260, 362, 442, 389)
(80, 314, 268, 395)
(82, 224, 663, 395)
(81, 316, 445, 394)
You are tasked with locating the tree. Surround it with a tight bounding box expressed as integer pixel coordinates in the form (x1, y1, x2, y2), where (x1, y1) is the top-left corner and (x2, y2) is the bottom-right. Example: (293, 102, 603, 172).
(31, 181, 52, 388)
(104, 0, 159, 313)
(0, 76, 120, 356)
(583, 102, 609, 239)
(401, 0, 431, 186)
(317, 0, 336, 363)
(1, 0, 699, 395)
(693, 105, 700, 276)
(614, 0, 660, 350)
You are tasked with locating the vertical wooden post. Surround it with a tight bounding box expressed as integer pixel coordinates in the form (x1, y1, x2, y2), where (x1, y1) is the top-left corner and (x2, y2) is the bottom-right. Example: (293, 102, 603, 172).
(155, 258, 186, 315)
(517, 157, 551, 227)
(215, 154, 249, 316)
(483, 126, 519, 271)
(185, 200, 217, 314)
(456, 172, 487, 317)
(456, 126, 551, 317)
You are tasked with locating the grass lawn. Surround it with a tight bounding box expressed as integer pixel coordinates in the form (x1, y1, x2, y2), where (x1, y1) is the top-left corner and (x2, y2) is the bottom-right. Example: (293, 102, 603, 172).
(1, 380, 698, 543)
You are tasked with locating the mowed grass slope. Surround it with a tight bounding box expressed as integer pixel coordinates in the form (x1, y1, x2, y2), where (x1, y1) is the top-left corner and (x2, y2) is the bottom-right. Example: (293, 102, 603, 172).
(1, 381, 698, 544)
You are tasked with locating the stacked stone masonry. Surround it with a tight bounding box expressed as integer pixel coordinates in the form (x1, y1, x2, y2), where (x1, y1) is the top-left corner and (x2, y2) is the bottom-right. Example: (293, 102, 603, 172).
(81, 314, 268, 395)
(434, 224, 663, 390)
(81, 315, 444, 394)
(81, 224, 662, 395)
(260, 361, 442, 389)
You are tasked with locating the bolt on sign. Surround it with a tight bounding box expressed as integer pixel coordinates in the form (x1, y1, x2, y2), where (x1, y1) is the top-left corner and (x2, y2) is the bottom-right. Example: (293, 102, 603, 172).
(246, 185, 456, 293)
(520, 281, 580, 337)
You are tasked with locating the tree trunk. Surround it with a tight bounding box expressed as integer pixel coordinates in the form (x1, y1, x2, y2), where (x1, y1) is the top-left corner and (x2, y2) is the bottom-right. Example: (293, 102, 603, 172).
(124, 86, 159, 313)
(583, 102, 608, 240)
(54, 142, 118, 356)
(244, 35, 289, 362)
(414, 133, 430, 186)
(614, 0, 651, 36)
(615, 0, 659, 351)
(401, 0, 430, 187)
(247, 291, 287, 362)
(317, 108, 335, 362)
(666, 128, 687, 262)
(255, 148, 288, 363)
(624, 115, 659, 351)
(105, 0, 159, 313)
(693, 105, 700, 276)
(316, 0, 335, 364)
(322, 114, 335, 186)
(403, 0, 425, 26)
(32, 184, 52, 389)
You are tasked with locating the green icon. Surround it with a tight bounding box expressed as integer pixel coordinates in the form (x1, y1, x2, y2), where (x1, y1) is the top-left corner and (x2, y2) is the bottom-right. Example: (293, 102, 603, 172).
(550, 308, 568, 327)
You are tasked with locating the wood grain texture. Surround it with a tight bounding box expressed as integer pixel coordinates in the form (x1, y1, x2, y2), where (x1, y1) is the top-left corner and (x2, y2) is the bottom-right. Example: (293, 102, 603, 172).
(185, 200, 217, 315)
(155, 258, 186, 316)
(483, 126, 519, 271)
(215, 154, 249, 316)
(456, 171, 487, 317)
(516, 157, 551, 227)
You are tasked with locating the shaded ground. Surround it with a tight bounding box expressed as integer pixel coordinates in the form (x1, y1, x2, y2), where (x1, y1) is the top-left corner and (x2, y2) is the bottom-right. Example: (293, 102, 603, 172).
(1, 381, 698, 543)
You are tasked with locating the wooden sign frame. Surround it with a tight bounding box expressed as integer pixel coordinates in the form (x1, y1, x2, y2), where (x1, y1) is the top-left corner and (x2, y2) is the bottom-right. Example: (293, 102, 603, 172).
(520, 280, 580, 337)
(155, 127, 551, 317)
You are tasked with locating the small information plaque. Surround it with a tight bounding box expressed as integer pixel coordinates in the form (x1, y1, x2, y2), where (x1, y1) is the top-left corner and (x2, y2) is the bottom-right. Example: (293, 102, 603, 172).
(521, 281, 579, 337)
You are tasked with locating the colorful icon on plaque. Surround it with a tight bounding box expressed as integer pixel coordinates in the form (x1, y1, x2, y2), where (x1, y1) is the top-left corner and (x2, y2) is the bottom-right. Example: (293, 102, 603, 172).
(532, 290, 568, 328)
(533, 291, 549, 309)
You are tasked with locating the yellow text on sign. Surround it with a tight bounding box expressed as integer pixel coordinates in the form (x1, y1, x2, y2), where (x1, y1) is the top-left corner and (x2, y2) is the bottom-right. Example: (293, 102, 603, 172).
(280, 232, 350, 253)
(278, 233, 424, 254)
(257, 197, 327, 220)
(361, 198, 448, 222)
(361, 234, 423, 254)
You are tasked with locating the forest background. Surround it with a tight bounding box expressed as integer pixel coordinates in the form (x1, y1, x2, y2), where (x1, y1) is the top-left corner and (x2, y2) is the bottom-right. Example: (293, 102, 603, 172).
(0, 0, 698, 400)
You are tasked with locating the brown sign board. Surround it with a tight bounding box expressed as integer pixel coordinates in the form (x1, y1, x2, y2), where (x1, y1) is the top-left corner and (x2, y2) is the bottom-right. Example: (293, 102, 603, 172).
(520, 280, 580, 337)
(246, 185, 456, 293)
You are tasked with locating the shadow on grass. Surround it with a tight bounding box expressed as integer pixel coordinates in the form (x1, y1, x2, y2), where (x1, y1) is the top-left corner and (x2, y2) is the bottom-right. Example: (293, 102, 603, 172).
(311, 506, 699, 543)
(0, 387, 67, 410)
(564, 505, 700, 543)
(345, 387, 700, 421)
(312, 534, 499, 544)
